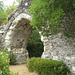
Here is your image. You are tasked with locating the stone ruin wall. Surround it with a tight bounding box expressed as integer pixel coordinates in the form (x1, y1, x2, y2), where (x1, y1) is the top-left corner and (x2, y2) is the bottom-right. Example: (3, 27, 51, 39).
(0, 0, 33, 64)
(0, 0, 75, 74)
(41, 33, 75, 74)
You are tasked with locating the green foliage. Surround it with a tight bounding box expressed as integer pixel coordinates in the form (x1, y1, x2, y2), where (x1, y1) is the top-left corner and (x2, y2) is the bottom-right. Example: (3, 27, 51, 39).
(27, 30, 43, 57)
(28, 0, 75, 37)
(0, 51, 10, 75)
(0, 48, 19, 75)
(9, 52, 17, 65)
(0, 1, 7, 25)
(6, 5, 16, 16)
(0, 48, 17, 65)
(10, 72, 19, 75)
(0, 8, 7, 25)
(0, 0, 18, 25)
(27, 57, 70, 75)
(0, 1, 4, 11)
(5, 0, 21, 16)
(5, 1, 17, 20)
(73, 0, 75, 8)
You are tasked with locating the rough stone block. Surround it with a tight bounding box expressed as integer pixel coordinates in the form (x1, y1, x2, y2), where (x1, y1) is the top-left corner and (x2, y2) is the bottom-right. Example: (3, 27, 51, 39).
(72, 67, 75, 72)
(65, 57, 71, 60)
(53, 56, 59, 60)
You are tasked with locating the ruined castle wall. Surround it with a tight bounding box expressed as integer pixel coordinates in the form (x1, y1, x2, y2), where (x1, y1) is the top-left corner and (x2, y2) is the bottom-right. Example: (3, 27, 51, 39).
(41, 33, 75, 74)
(0, 0, 75, 74)
(0, 0, 33, 64)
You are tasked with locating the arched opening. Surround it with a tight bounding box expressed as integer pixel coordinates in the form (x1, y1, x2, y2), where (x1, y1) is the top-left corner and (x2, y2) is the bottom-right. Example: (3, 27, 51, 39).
(10, 18, 33, 64)
(5, 13, 44, 64)
(5, 17, 33, 64)
(27, 29, 44, 58)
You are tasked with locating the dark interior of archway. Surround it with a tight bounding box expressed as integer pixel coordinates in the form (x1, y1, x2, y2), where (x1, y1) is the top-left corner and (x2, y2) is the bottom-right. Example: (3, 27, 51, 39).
(27, 30, 44, 58)
(11, 18, 44, 58)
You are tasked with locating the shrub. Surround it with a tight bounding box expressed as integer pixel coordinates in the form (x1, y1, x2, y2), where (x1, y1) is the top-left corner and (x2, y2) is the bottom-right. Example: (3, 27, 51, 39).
(0, 51, 10, 75)
(27, 57, 70, 75)
(0, 49, 19, 75)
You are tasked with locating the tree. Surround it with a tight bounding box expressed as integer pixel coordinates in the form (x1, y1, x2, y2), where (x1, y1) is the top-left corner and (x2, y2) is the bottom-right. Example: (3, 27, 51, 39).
(0, 1, 7, 25)
(0, 0, 18, 25)
(28, 0, 75, 37)
(0, 9, 7, 25)
(6, 5, 16, 17)
(5, 0, 21, 18)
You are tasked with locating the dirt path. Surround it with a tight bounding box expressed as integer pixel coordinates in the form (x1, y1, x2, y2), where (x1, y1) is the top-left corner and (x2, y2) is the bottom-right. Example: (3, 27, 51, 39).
(9, 64, 38, 75)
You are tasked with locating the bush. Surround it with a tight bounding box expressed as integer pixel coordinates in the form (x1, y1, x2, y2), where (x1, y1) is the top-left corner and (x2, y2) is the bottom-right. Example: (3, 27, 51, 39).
(0, 49, 19, 75)
(27, 57, 70, 75)
(0, 48, 17, 65)
(0, 51, 10, 75)
(9, 52, 16, 65)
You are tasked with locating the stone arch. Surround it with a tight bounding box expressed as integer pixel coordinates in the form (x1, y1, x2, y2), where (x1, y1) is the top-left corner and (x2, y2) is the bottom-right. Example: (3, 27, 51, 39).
(2, 0, 33, 64)
(4, 13, 33, 64)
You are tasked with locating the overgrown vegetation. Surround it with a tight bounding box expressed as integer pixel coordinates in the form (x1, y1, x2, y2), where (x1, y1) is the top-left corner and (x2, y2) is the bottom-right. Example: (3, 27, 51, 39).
(28, 0, 75, 37)
(0, 1, 7, 25)
(0, 48, 17, 65)
(0, 51, 10, 75)
(27, 57, 70, 75)
(0, 49, 18, 75)
(27, 30, 43, 57)
(0, 0, 21, 25)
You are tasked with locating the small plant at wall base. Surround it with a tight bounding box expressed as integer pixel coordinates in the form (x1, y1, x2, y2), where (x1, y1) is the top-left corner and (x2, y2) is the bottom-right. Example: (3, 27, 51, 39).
(0, 48, 17, 65)
(0, 49, 19, 75)
(9, 52, 17, 65)
(0, 51, 10, 75)
(27, 57, 70, 75)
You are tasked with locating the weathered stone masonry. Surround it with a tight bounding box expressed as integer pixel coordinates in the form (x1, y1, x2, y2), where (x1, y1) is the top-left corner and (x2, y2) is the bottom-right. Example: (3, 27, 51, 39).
(0, 0, 33, 64)
(0, 0, 75, 74)
(41, 33, 75, 74)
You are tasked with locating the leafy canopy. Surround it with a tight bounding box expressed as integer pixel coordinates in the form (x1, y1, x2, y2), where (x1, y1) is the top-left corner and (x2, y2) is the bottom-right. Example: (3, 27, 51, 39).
(28, 0, 75, 36)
